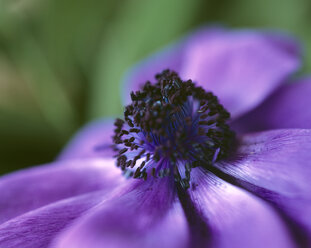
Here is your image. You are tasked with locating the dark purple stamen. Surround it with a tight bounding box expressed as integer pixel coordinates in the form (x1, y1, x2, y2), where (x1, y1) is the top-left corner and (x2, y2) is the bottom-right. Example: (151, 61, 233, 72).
(113, 70, 235, 189)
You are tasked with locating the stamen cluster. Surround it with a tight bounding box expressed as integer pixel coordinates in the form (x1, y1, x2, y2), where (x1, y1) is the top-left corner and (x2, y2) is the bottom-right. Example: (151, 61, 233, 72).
(113, 70, 234, 189)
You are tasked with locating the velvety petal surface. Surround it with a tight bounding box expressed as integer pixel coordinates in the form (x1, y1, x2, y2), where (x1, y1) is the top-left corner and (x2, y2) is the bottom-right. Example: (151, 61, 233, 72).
(52, 176, 190, 248)
(58, 119, 115, 160)
(0, 190, 109, 248)
(181, 29, 300, 118)
(0, 158, 124, 224)
(124, 28, 300, 118)
(232, 78, 311, 133)
(215, 129, 311, 245)
(184, 168, 295, 248)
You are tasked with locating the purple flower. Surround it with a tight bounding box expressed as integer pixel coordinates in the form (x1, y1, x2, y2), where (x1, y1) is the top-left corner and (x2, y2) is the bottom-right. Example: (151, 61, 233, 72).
(1, 27, 311, 248)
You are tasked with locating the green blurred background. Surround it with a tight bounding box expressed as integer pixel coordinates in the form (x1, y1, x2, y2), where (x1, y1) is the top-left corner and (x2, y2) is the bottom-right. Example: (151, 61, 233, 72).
(0, 0, 310, 174)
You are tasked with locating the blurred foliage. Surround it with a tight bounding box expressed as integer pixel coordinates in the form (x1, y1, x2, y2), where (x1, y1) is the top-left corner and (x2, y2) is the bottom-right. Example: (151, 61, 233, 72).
(0, 0, 310, 174)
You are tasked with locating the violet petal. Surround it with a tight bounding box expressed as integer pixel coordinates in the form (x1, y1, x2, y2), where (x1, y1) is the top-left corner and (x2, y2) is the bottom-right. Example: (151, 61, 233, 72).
(232, 78, 311, 133)
(52, 177, 190, 248)
(123, 28, 300, 118)
(184, 168, 295, 248)
(0, 190, 109, 248)
(0, 158, 124, 224)
(215, 129, 311, 244)
(58, 119, 115, 160)
(181, 29, 300, 118)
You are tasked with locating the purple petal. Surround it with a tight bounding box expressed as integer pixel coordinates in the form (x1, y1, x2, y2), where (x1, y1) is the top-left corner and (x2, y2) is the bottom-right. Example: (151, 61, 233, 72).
(185, 168, 295, 248)
(0, 158, 124, 224)
(52, 177, 190, 248)
(232, 78, 311, 133)
(0, 190, 108, 248)
(215, 129, 311, 244)
(181, 29, 300, 118)
(123, 28, 301, 118)
(58, 118, 115, 160)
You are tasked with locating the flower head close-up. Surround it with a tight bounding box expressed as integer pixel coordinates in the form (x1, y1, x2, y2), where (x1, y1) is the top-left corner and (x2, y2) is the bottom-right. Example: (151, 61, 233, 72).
(1, 27, 311, 248)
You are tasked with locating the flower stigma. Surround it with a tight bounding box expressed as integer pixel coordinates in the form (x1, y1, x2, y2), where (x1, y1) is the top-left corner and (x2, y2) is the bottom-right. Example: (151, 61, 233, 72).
(113, 70, 235, 189)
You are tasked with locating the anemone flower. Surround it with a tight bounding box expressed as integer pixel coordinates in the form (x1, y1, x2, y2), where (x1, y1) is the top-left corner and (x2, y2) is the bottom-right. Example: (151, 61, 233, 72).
(1, 28, 311, 248)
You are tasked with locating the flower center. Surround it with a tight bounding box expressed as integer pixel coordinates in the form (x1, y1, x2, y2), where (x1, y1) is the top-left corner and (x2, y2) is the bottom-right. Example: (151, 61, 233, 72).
(113, 70, 234, 189)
